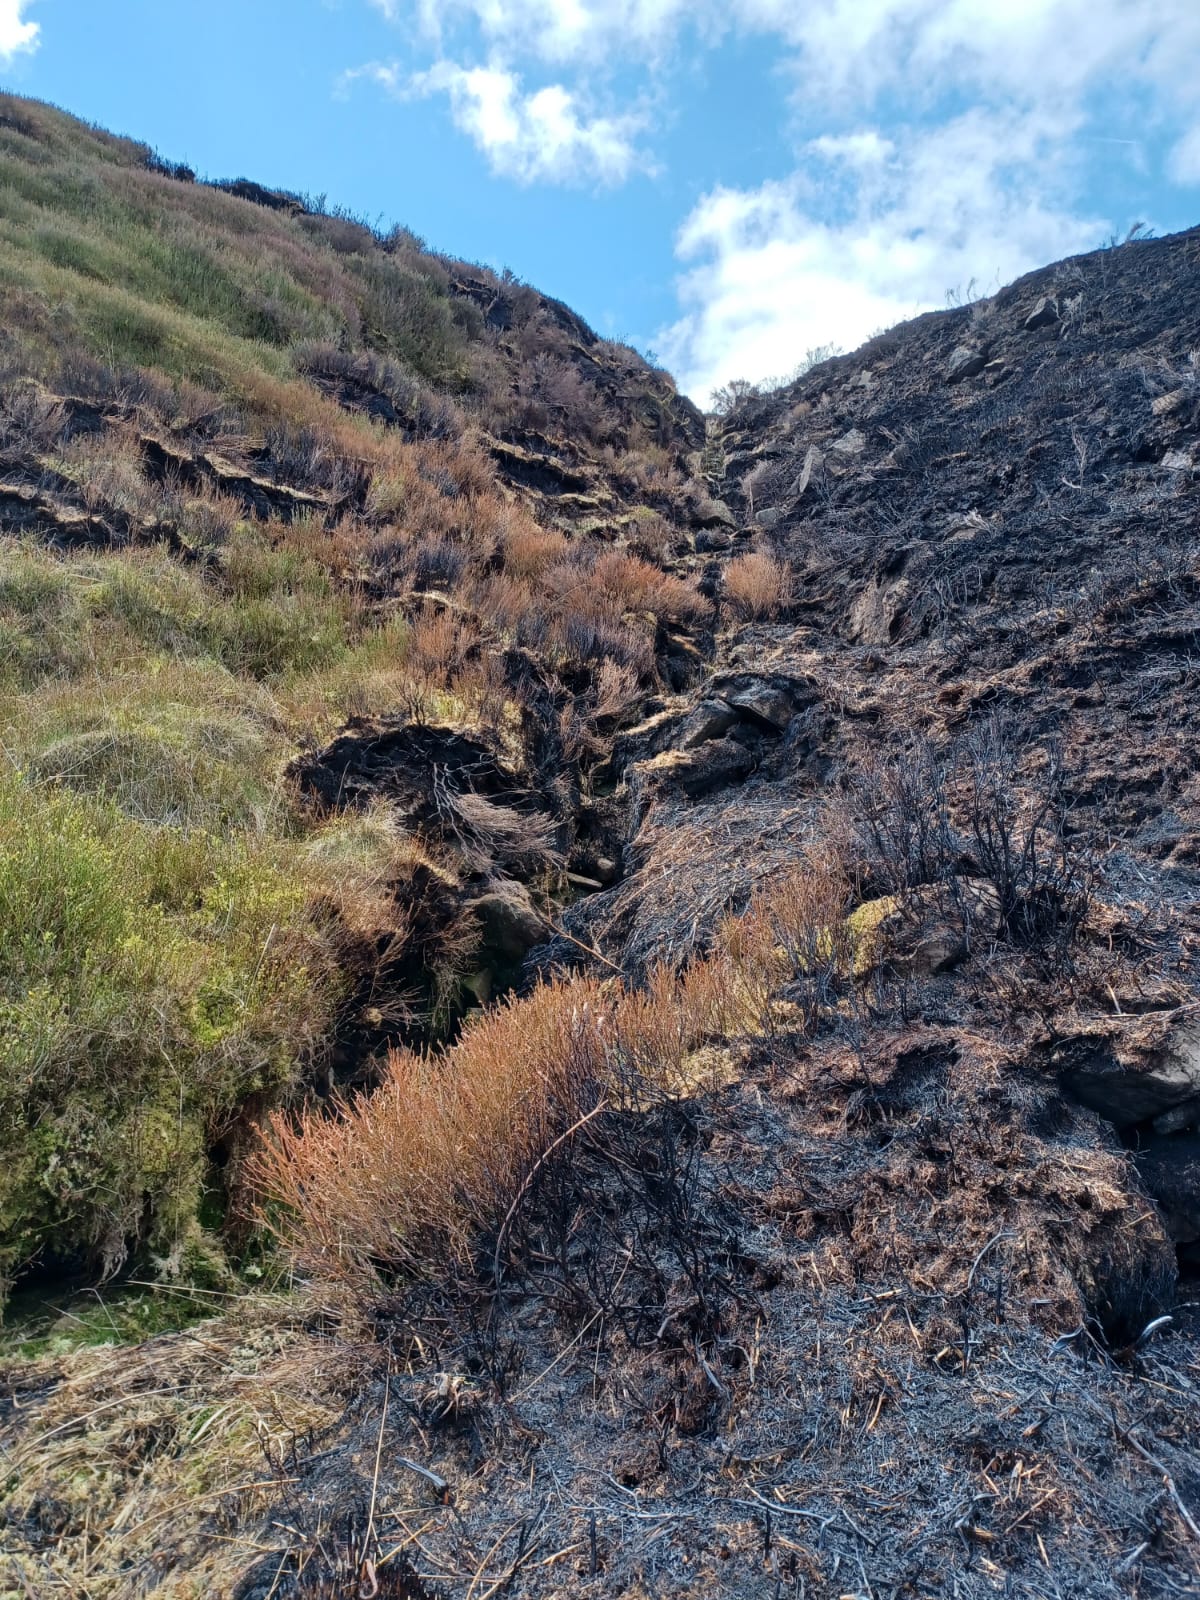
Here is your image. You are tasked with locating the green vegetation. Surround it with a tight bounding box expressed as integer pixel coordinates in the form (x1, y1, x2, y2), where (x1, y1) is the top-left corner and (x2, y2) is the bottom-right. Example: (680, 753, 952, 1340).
(0, 530, 426, 1295)
(0, 769, 345, 1293)
(0, 96, 476, 395)
(0, 92, 707, 1311)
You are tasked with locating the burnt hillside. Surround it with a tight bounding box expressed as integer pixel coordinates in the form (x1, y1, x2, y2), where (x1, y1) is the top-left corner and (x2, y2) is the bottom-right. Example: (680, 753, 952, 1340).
(2, 94, 1199, 1600)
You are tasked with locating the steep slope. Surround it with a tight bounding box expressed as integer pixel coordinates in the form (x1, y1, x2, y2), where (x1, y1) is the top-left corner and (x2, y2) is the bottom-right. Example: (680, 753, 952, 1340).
(0, 92, 715, 1295)
(563, 224, 1200, 1252)
(2, 98, 1200, 1600)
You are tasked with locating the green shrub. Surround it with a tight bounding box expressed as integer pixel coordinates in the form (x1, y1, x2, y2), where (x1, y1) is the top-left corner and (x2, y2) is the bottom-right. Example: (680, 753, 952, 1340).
(16, 667, 288, 831)
(0, 771, 343, 1295)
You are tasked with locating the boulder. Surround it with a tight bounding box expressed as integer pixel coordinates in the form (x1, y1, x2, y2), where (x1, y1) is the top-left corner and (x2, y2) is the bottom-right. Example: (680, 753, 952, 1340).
(725, 681, 794, 731)
(693, 497, 737, 529)
(1023, 296, 1059, 331)
(466, 882, 550, 961)
(679, 699, 740, 748)
(712, 674, 811, 732)
(946, 344, 988, 383)
(1059, 1021, 1200, 1128)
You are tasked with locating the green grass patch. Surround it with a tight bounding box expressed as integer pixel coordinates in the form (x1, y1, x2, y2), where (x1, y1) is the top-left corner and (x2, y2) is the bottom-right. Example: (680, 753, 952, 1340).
(0, 770, 344, 1294)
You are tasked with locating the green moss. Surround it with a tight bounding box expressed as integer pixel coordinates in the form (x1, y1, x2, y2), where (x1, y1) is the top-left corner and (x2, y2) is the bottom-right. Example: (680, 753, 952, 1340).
(847, 895, 899, 976)
(0, 1279, 224, 1358)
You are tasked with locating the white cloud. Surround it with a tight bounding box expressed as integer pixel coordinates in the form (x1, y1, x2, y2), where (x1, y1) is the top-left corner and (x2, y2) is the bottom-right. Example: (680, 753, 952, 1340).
(407, 0, 692, 66)
(0, 0, 38, 62)
(1168, 126, 1200, 186)
(360, 0, 1200, 396)
(376, 0, 1200, 96)
(653, 0, 1200, 397)
(351, 57, 648, 184)
(660, 110, 1104, 401)
(412, 62, 648, 185)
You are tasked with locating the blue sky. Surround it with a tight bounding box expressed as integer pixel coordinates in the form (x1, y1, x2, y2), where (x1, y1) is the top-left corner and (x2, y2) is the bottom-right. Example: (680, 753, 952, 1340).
(2, 0, 1199, 401)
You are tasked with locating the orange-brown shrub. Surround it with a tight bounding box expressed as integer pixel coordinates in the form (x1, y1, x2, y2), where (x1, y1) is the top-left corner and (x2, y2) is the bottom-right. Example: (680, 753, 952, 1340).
(499, 515, 570, 578)
(589, 549, 712, 627)
(253, 852, 851, 1292)
(723, 550, 793, 620)
(253, 976, 613, 1285)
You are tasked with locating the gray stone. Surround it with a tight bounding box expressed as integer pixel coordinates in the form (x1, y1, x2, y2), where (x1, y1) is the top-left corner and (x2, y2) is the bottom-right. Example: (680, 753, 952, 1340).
(906, 925, 970, 977)
(1024, 296, 1059, 331)
(754, 506, 782, 529)
(679, 698, 740, 748)
(1152, 387, 1188, 417)
(694, 497, 736, 529)
(795, 444, 823, 498)
(831, 428, 867, 455)
(722, 679, 796, 731)
(467, 882, 550, 960)
(1061, 1023, 1200, 1128)
(946, 345, 988, 383)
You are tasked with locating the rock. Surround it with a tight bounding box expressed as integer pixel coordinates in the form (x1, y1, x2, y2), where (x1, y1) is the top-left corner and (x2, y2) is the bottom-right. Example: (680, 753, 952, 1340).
(945, 510, 987, 541)
(1059, 1022, 1200, 1128)
(848, 574, 911, 644)
(1162, 448, 1193, 471)
(718, 676, 803, 732)
(467, 882, 550, 960)
(907, 925, 970, 977)
(694, 526, 733, 553)
(946, 345, 988, 383)
(830, 428, 866, 455)
(795, 444, 823, 498)
(486, 438, 591, 496)
(754, 506, 781, 528)
(1023, 296, 1059, 331)
(860, 880, 996, 978)
(679, 699, 740, 748)
(1153, 1100, 1199, 1136)
(693, 497, 737, 529)
(1135, 1133, 1200, 1244)
(1151, 388, 1188, 417)
(631, 738, 755, 803)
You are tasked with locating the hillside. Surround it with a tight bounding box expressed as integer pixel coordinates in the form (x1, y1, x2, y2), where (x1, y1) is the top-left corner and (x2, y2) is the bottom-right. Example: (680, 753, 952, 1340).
(2, 95, 1199, 1599)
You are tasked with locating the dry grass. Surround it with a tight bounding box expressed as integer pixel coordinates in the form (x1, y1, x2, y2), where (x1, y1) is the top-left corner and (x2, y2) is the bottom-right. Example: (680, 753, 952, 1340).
(252, 854, 852, 1294)
(722, 549, 792, 620)
(0, 1294, 355, 1599)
